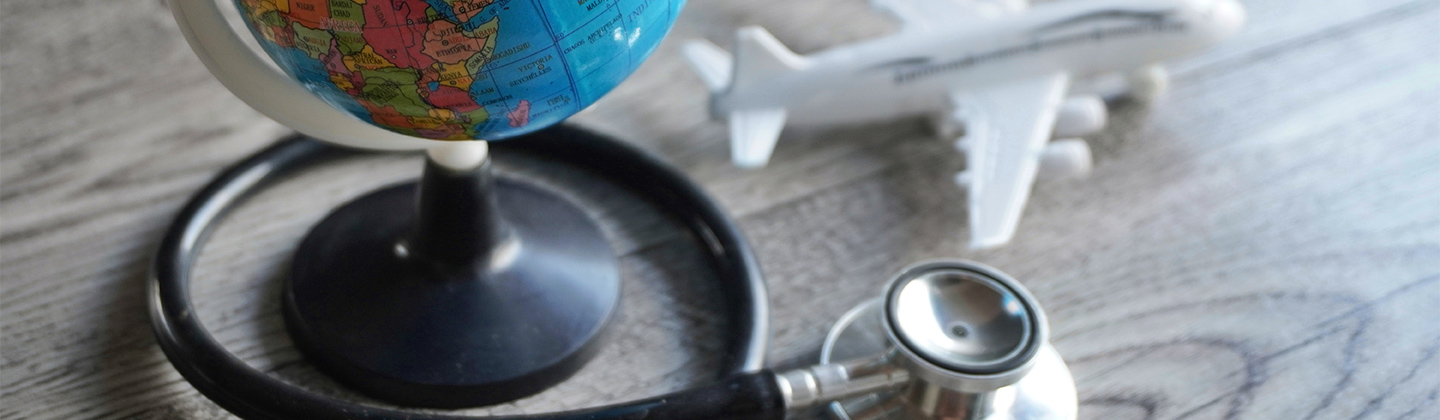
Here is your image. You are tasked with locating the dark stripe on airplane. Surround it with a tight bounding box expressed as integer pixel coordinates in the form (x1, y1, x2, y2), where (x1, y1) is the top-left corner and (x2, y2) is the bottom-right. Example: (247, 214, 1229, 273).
(865, 8, 1179, 73)
(1031, 8, 1177, 34)
(865, 56, 933, 71)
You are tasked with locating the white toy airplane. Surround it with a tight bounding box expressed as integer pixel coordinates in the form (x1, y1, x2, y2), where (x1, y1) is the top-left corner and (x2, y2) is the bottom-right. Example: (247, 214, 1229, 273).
(683, 0, 1245, 248)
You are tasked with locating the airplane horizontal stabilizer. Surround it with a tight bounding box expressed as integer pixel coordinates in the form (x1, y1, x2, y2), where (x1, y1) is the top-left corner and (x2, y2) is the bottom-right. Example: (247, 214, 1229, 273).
(728, 108, 788, 168)
(732, 27, 807, 88)
(681, 40, 733, 92)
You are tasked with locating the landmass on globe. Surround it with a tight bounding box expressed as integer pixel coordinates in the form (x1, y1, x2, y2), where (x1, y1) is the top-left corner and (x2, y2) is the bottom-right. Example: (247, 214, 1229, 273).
(236, 0, 684, 140)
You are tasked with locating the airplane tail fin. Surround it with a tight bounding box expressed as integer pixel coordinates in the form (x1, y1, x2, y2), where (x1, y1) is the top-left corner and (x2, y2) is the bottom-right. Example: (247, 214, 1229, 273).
(683, 27, 805, 169)
(731, 26, 807, 87)
(682, 27, 806, 92)
(681, 40, 733, 92)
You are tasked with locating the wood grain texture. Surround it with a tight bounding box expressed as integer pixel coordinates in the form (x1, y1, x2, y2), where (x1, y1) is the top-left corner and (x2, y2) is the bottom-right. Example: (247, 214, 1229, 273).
(3, 0, 1438, 419)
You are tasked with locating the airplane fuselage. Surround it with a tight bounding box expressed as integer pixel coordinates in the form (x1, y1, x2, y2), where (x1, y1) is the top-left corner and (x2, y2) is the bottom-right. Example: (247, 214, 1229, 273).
(714, 0, 1245, 126)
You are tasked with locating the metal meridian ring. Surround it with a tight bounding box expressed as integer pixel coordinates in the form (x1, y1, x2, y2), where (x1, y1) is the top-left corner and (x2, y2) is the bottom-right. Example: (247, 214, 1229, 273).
(148, 126, 770, 420)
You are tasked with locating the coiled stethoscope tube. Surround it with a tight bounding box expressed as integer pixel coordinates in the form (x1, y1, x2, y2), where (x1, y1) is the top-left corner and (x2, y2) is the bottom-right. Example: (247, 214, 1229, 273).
(148, 127, 782, 420)
(149, 128, 1077, 420)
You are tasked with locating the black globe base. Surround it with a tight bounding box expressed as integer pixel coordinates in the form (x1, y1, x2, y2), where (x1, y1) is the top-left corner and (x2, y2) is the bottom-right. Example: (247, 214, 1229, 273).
(283, 153, 620, 408)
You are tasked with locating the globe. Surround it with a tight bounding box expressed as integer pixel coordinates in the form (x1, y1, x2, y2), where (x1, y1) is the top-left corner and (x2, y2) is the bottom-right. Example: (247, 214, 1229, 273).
(233, 0, 685, 141)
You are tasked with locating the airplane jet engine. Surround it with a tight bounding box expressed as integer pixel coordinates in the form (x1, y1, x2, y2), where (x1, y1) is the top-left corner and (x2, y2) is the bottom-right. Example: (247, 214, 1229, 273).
(1126, 65, 1170, 102)
(1053, 95, 1107, 138)
(1038, 139, 1093, 180)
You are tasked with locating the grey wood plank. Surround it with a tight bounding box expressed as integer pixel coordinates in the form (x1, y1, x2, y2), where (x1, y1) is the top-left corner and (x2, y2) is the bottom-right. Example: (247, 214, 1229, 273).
(3, 0, 1439, 419)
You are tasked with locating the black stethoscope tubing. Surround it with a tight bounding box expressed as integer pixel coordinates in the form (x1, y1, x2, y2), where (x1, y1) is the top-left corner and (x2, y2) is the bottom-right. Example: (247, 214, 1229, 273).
(147, 127, 786, 420)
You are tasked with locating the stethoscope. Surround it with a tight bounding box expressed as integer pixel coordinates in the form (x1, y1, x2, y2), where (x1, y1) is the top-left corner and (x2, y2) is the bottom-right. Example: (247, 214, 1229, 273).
(148, 131, 1076, 420)
(811, 261, 1076, 420)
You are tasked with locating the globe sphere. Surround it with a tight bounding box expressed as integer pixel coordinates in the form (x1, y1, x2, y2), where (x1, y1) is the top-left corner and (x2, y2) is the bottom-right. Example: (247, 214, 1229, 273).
(233, 0, 685, 141)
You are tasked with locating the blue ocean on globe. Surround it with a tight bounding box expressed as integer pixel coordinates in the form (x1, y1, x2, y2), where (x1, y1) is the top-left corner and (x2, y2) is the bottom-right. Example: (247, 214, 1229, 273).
(235, 0, 685, 141)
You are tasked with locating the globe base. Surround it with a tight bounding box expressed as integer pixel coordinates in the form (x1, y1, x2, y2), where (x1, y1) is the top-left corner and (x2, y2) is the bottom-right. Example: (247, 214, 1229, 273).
(283, 153, 620, 408)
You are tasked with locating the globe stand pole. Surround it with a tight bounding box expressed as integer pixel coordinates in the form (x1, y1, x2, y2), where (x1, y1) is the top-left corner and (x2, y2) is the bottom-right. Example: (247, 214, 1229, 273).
(283, 141, 621, 408)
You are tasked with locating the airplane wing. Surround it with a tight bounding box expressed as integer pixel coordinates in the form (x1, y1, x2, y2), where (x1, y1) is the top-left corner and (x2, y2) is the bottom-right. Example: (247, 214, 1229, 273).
(952, 73, 1070, 249)
(871, 0, 1027, 31)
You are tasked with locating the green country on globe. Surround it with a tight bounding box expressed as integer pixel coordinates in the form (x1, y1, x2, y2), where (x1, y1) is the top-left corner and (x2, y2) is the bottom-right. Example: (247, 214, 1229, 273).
(236, 0, 684, 141)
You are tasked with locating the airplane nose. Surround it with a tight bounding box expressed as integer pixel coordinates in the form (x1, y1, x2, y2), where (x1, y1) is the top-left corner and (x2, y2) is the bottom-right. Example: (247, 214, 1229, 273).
(1213, 0, 1247, 37)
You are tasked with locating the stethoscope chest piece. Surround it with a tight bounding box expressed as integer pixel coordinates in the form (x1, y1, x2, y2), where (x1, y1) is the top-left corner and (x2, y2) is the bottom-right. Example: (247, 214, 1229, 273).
(819, 261, 1077, 420)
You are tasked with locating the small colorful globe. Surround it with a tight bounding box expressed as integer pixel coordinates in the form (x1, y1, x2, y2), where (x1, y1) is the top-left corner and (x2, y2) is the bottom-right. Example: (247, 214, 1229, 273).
(235, 0, 684, 141)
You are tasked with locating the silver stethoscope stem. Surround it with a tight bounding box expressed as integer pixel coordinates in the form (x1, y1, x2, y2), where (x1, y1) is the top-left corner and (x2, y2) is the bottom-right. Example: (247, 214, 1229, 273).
(776, 261, 1077, 420)
(774, 352, 911, 408)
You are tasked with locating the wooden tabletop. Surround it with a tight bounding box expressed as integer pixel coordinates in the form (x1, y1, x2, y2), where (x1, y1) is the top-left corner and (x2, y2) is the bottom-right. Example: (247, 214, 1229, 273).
(3, 0, 1438, 418)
